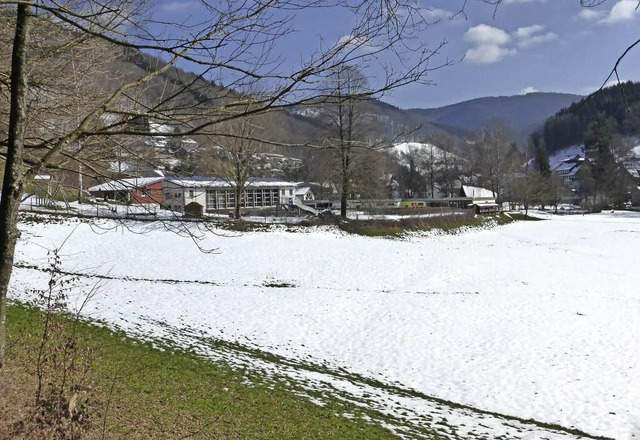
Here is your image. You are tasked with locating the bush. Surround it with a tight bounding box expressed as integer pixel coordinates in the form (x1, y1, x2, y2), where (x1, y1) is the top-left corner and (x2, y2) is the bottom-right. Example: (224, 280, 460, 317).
(338, 211, 482, 237)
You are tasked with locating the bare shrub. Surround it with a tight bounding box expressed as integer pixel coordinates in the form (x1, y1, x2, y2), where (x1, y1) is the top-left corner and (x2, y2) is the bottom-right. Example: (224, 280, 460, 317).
(10, 249, 101, 440)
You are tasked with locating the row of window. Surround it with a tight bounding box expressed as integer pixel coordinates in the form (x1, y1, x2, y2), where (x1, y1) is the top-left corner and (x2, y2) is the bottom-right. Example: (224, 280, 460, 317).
(161, 187, 290, 210)
(206, 188, 281, 209)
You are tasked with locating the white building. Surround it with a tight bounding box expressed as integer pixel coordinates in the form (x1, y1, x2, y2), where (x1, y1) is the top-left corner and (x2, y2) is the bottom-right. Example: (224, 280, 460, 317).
(161, 177, 303, 213)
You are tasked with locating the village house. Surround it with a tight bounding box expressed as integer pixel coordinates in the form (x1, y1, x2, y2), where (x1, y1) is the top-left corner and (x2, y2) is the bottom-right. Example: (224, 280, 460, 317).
(295, 185, 315, 202)
(253, 152, 304, 177)
(88, 177, 165, 204)
(161, 177, 312, 213)
(552, 154, 586, 192)
(459, 185, 500, 214)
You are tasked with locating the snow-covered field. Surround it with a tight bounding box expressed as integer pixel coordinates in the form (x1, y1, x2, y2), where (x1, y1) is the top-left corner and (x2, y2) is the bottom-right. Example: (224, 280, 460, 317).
(9, 212, 640, 439)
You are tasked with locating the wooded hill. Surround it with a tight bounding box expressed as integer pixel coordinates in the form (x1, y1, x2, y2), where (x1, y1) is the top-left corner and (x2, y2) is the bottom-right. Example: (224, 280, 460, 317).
(407, 92, 582, 142)
(0, 7, 588, 189)
(539, 81, 640, 153)
(116, 49, 583, 149)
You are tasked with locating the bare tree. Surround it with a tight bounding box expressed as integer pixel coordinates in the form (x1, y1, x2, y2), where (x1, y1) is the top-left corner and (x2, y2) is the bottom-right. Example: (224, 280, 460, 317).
(321, 66, 370, 219)
(427, 133, 460, 198)
(472, 122, 516, 202)
(0, 0, 444, 367)
(202, 114, 267, 219)
(542, 173, 572, 213)
(300, 148, 335, 188)
(349, 147, 390, 200)
(396, 144, 427, 198)
(421, 143, 440, 198)
(512, 170, 545, 218)
(458, 138, 484, 187)
(395, 142, 441, 198)
(394, 140, 460, 198)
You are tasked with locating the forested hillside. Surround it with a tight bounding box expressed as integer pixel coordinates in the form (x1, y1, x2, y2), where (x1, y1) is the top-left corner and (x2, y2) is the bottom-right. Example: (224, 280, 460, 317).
(541, 81, 640, 153)
(408, 93, 582, 142)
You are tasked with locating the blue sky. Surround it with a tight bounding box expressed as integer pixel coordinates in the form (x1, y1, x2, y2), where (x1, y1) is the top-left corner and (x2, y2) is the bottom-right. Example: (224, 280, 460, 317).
(156, 0, 640, 109)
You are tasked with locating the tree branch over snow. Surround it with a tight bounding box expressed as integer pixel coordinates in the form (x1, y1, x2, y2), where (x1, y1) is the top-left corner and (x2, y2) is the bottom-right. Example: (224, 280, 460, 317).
(0, 0, 453, 368)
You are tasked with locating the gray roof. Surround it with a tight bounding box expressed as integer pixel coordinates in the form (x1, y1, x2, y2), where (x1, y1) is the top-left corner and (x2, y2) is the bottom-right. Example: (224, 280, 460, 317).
(88, 177, 164, 193)
(164, 177, 298, 189)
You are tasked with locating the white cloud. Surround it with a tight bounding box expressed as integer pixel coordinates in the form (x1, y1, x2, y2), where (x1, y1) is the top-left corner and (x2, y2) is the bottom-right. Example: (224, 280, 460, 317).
(514, 24, 544, 40)
(464, 23, 555, 65)
(519, 86, 538, 94)
(465, 24, 512, 46)
(578, 9, 605, 21)
(514, 25, 558, 48)
(465, 45, 517, 65)
(464, 24, 515, 64)
(423, 8, 453, 20)
(336, 35, 379, 53)
(599, 0, 639, 24)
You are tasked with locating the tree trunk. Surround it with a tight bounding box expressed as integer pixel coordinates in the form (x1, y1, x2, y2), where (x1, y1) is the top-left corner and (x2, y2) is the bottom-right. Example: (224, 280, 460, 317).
(234, 183, 244, 220)
(0, 5, 32, 369)
(340, 181, 348, 219)
(340, 148, 350, 220)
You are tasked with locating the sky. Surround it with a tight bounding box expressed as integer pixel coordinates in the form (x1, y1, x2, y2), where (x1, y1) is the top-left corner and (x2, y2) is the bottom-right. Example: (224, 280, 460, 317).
(155, 0, 640, 109)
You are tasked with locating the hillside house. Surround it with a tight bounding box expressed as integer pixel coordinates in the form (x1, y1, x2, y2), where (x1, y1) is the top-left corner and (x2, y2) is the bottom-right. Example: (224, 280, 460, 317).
(253, 152, 303, 177)
(552, 154, 586, 192)
(623, 145, 640, 185)
(632, 186, 640, 206)
(145, 120, 174, 149)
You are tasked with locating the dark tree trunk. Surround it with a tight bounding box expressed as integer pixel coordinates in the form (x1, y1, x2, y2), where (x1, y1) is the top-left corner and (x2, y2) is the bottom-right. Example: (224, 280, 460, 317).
(234, 183, 244, 219)
(0, 4, 32, 369)
(340, 146, 350, 220)
(340, 171, 348, 219)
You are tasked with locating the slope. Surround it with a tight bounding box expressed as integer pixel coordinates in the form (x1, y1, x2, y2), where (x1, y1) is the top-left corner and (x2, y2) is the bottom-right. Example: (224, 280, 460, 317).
(408, 92, 582, 142)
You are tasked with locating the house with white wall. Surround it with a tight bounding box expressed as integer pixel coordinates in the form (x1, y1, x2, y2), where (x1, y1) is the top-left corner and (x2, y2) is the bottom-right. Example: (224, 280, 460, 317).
(161, 177, 303, 213)
(459, 185, 500, 214)
(295, 185, 315, 201)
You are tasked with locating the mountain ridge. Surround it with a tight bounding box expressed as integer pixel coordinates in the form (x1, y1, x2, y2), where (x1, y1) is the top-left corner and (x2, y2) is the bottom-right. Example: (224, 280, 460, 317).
(404, 92, 583, 142)
(112, 37, 584, 147)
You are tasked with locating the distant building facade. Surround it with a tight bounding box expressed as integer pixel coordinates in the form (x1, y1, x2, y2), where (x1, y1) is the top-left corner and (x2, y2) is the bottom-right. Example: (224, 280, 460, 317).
(161, 177, 304, 213)
(88, 177, 165, 204)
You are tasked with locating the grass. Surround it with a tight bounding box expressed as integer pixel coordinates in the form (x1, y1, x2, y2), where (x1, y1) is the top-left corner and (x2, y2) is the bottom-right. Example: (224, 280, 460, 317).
(337, 212, 489, 237)
(505, 212, 545, 221)
(19, 207, 531, 239)
(2, 302, 399, 440)
(2, 294, 615, 440)
(181, 209, 494, 238)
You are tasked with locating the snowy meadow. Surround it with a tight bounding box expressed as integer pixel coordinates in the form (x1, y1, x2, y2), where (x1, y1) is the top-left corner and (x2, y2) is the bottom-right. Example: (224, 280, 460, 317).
(9, 212, 640, 439)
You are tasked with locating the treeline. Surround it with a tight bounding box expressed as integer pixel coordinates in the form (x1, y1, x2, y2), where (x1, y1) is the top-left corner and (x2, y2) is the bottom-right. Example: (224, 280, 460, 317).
(540, 81, 640, 153)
